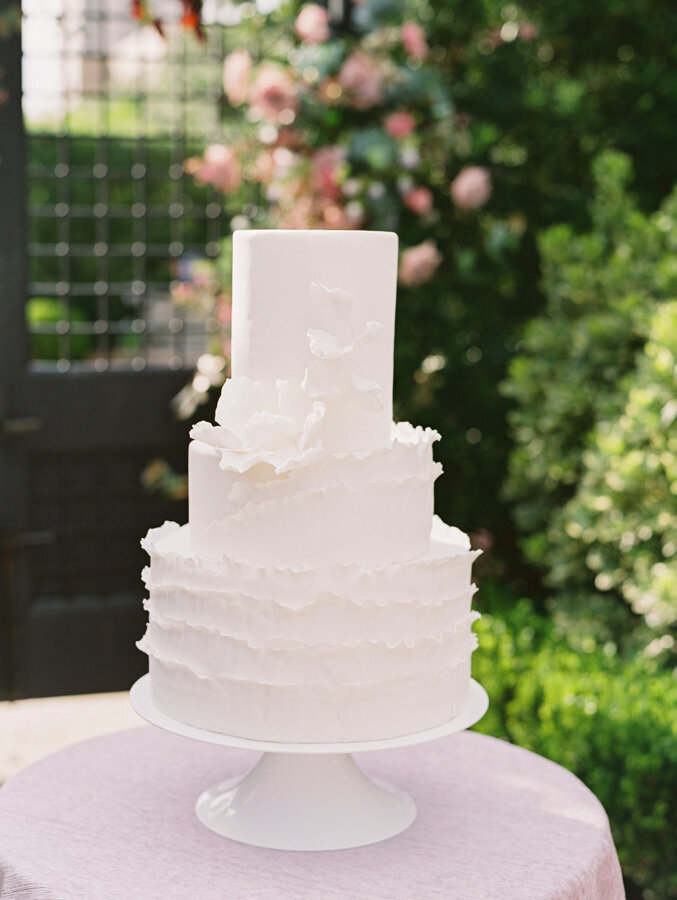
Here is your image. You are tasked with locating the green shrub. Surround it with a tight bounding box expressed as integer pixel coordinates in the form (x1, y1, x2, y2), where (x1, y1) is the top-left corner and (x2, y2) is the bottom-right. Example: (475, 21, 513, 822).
(503, 151, 677, 648)
(551, 303, 677, 642)
(473, 589, 677, 898)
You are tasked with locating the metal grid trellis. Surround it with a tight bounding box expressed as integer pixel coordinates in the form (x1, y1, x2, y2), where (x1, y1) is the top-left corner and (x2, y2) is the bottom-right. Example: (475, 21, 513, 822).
(23, 0, 230, 373)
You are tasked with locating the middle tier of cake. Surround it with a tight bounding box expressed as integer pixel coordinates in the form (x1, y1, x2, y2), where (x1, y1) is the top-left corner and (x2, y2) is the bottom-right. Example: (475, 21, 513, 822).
(189, 420, 441, 567)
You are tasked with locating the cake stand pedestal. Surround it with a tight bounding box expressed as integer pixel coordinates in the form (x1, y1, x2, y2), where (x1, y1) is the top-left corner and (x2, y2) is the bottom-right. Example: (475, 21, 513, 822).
(130, 675, 488, 851)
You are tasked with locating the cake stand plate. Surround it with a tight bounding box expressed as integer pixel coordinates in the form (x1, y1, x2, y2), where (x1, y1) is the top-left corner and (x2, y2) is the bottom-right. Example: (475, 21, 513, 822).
(130, 675, 488, 851)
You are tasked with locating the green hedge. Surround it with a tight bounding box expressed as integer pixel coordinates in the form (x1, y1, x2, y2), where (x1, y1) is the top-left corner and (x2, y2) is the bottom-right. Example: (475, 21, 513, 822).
(503, 151, 677, 649)
(473, 586, 677, 898)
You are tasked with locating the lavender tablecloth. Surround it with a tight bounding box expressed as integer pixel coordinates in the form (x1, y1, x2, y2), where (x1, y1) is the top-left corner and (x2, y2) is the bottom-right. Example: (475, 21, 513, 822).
(0, 727, 624, 899)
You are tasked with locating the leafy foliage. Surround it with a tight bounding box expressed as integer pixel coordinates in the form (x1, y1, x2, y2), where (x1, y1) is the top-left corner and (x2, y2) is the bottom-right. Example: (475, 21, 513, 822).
(503, 152, 677, 649)
(551, 303, 677, 642)
(473, 587, 677, 898)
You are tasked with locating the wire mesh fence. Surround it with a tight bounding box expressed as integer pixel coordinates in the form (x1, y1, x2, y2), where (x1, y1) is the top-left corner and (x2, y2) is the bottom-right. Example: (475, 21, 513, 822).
(23, 0, 229, 372)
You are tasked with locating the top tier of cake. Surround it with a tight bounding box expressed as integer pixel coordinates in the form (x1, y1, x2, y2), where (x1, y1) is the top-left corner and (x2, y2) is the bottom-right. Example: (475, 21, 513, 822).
(228, 229, 398, 452)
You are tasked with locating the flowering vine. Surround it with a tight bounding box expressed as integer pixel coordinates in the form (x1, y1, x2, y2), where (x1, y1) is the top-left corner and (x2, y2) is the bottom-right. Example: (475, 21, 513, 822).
(131, 0, 494, 423)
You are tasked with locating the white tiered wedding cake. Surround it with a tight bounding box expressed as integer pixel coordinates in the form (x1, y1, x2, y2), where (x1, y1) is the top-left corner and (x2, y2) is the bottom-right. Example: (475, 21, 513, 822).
(138, 230, 480, 743)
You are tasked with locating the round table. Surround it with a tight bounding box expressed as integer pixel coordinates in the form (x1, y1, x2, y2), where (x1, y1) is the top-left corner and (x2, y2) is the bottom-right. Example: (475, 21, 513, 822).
(0, 727, 624, 900)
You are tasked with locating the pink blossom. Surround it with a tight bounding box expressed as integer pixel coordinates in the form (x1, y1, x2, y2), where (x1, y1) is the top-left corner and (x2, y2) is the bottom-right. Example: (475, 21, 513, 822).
(253, 147, 297, 185)
(403, 186, 433, 216)
(249, 63, 298, 123)
(313, 146, 344, 201)
(222, 49, 252, 107)
(384, 110, 416, 139)
(323, 204, 353, 229)
(216, 295, 232, 326)
(295, 4, 330, 43)
(252, 149, 274, 184)
(279, 195, 315, 229)
(338, 51, 384, 109)
(398, 240, 442, 286)
(188, 144, 242, 193)
(450, 166, 492, 210)
(401, 22, 428, 61)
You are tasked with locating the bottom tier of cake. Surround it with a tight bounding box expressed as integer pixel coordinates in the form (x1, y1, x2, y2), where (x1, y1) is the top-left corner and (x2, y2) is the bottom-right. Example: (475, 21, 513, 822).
(138, 519, 480, 743)
(147, 655, 471, 743)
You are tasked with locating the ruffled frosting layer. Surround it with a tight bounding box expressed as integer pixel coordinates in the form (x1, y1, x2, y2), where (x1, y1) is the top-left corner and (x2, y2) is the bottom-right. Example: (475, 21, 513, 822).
(143, 584, 478, 646)
(142, 518, 479, 609)
(139, 514, 480, 741)
(139, 616, 479, 688)
(147, 654, 472, 743)
(188, 421, 442, 566)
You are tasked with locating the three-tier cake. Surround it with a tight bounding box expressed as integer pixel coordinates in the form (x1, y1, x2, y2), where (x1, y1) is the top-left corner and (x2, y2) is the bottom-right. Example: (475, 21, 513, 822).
(138, 230, 480, 743)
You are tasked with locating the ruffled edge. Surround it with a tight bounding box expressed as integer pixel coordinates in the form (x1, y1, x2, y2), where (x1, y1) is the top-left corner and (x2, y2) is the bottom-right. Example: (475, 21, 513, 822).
(191, 419, 440, 475)
(143, 579, 478, 612)
(142, 600, 480, 650)
(142, 519, 481, 579)
(139, 632, 479, 690)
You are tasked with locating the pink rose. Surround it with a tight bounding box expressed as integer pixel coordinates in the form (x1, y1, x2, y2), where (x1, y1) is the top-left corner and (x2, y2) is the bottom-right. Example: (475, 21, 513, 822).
(403, 186, 433, 216)
(338, 51, 384, 109)
(223, 49, 251, 107)
(313, 146, 344, 200)
(401, 22, 428, 61)
(295, 4, 330, 43)
(398, 240, 442, 286)
(189, 144, 242, 193)
(249, 63, 298, 123)
(450, 166, 492, 210)
(384, 110, 416, 139)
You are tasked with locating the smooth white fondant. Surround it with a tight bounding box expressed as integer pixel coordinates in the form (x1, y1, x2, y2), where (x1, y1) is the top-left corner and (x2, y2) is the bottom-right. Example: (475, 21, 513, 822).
(211, 274, 394, 457)
(231, 230, 397, 434)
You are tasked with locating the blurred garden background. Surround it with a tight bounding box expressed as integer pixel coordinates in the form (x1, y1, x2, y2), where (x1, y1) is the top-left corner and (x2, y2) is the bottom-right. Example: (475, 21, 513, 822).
(1, 0, 676, 896)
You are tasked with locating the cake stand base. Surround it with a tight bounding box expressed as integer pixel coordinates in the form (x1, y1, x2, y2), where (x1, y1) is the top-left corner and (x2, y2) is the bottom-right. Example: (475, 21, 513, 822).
(130, 675, 488, 851)
(195, 751, 416, 850)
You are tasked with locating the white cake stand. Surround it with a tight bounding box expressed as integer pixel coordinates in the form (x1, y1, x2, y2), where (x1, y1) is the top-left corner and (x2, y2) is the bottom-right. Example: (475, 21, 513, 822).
(130, 674, 488, 851)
